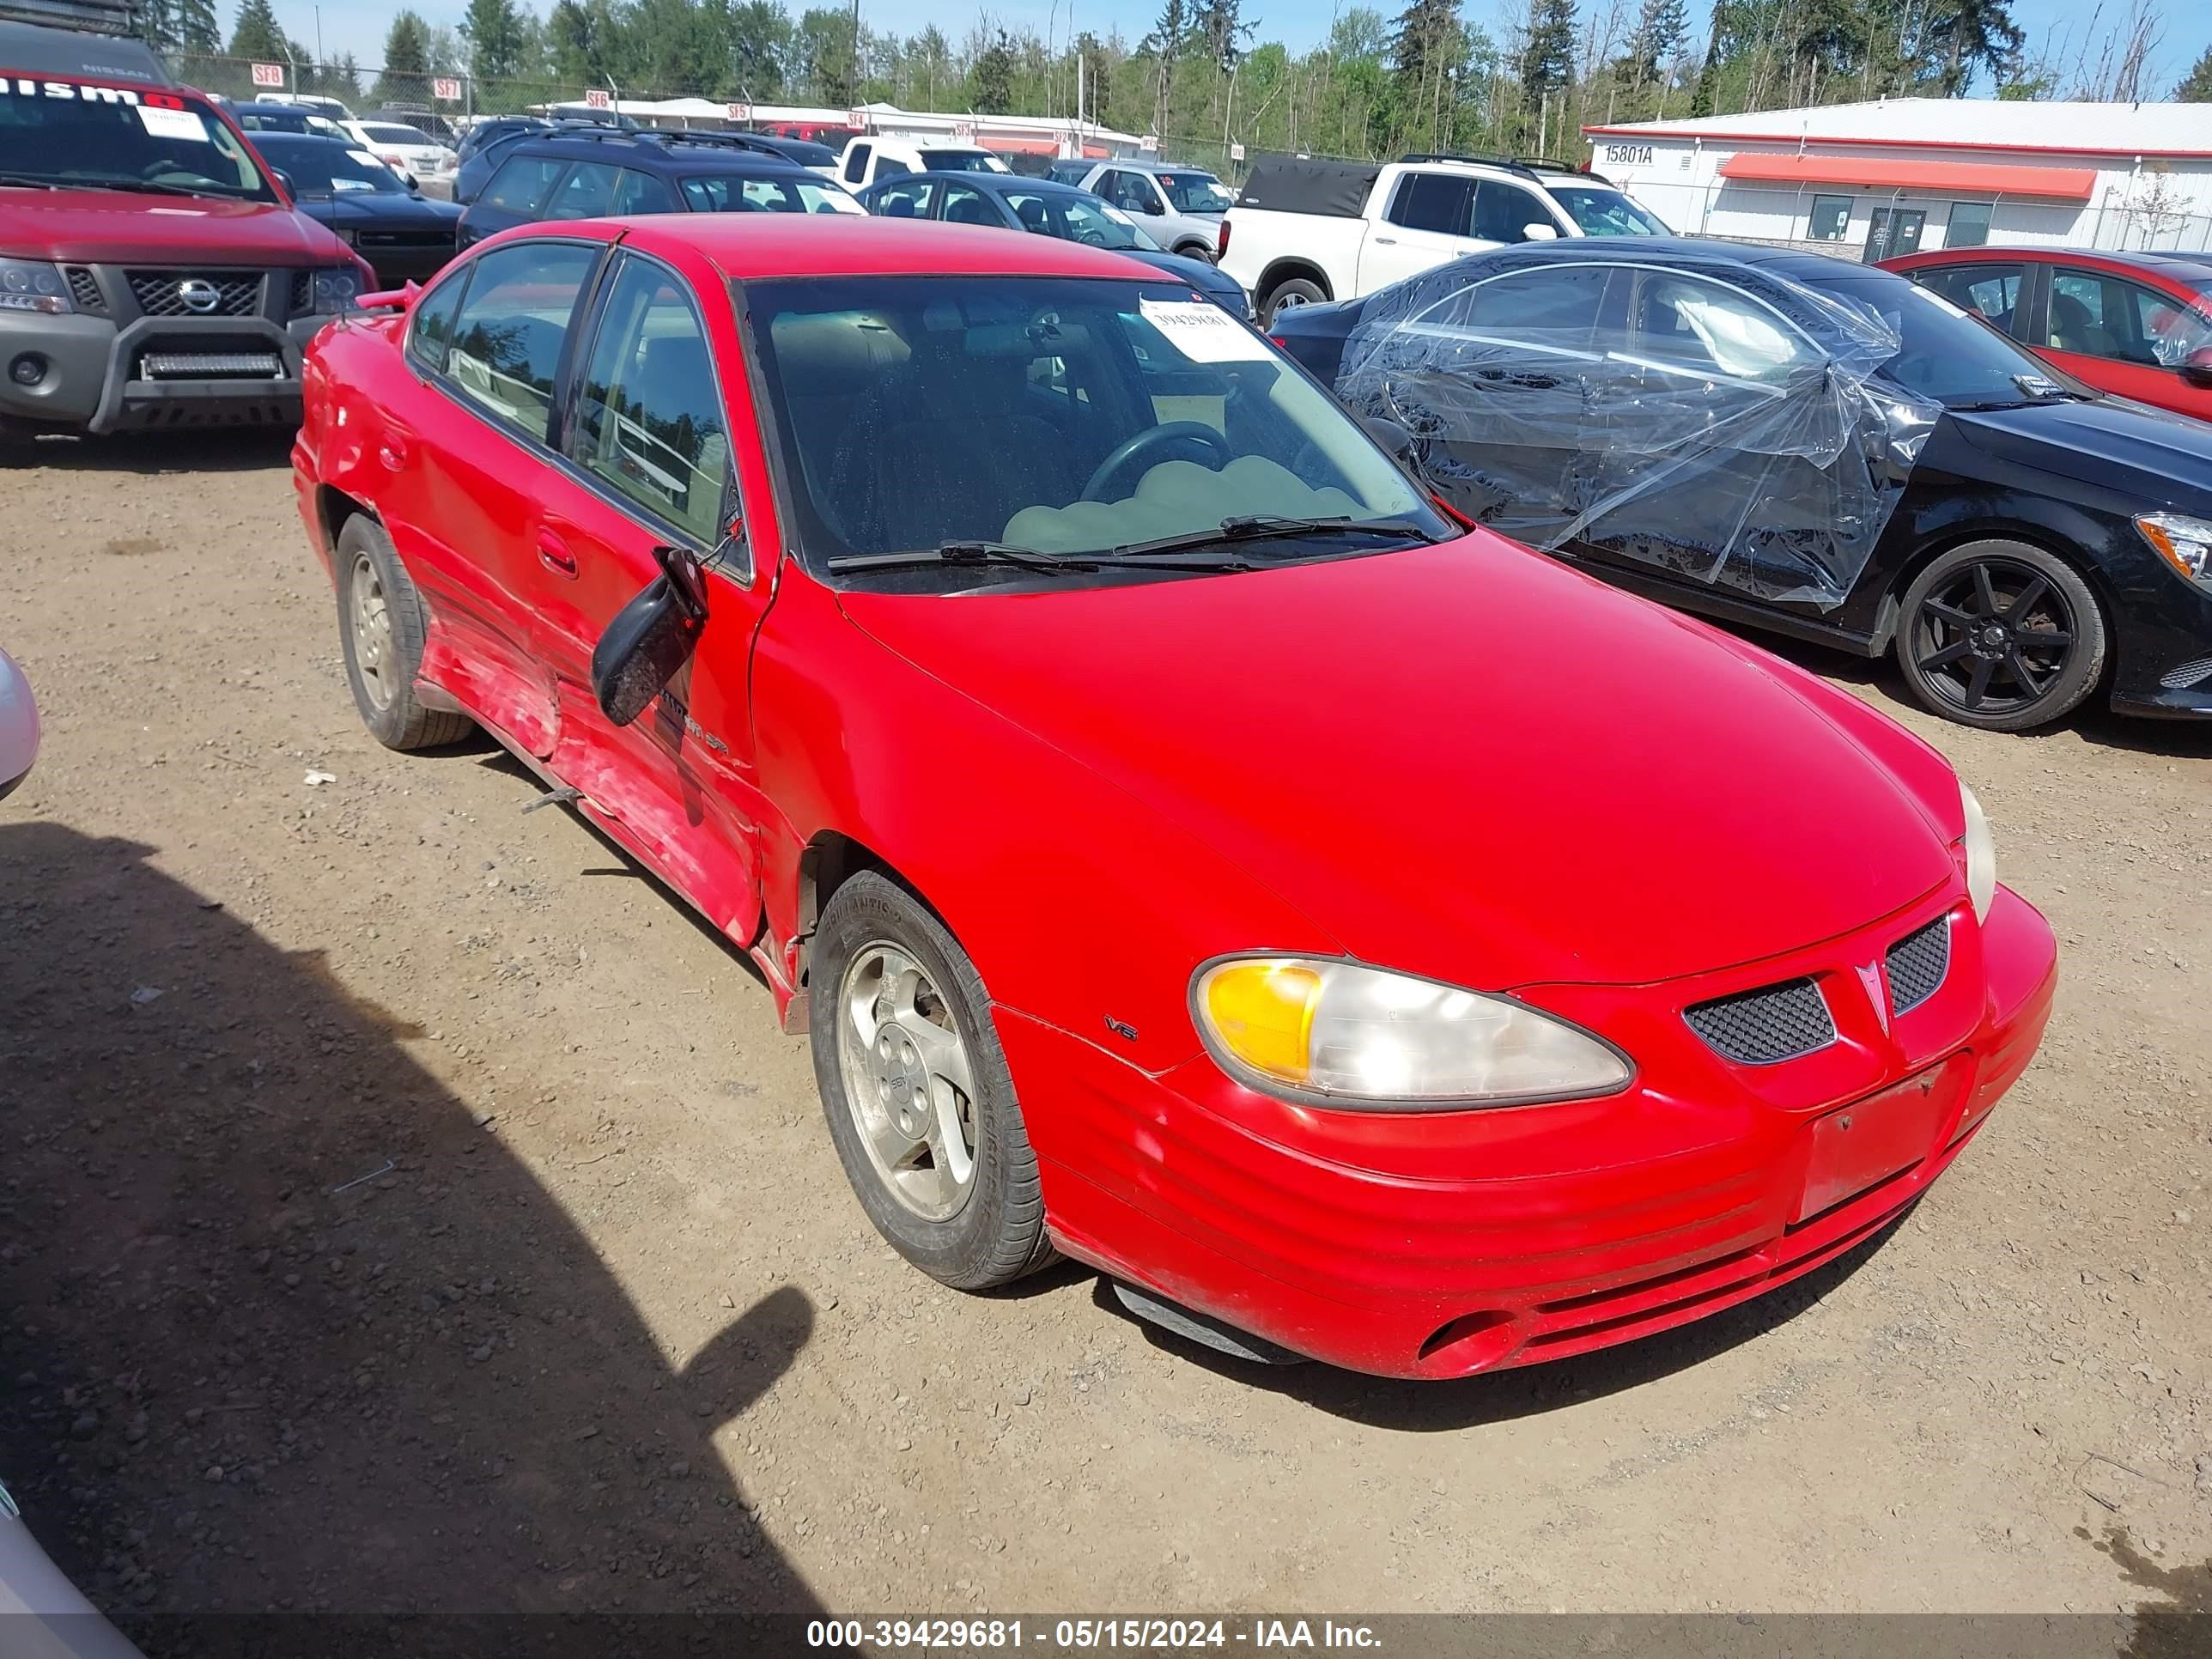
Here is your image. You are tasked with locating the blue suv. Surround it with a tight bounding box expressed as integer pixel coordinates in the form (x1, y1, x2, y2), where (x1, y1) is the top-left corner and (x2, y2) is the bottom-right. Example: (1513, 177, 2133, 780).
(458, 130, 863, 248)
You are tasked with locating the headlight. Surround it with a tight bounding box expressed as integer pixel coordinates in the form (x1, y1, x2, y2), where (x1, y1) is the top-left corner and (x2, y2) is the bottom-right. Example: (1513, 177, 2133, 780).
(1192, 957, 1632, 1109)
(1959, 780, 1996, 924)
(0, 258, 74, 315)
(309, 268, 361, 313)
(2136, 511, 2212, 588)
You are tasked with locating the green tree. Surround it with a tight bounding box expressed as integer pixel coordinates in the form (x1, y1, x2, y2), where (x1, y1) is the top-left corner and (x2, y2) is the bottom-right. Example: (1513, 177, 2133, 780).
(137, 0, 176, 52)
(1072, 28, 1109, 123)
(547, 0, 627, 88)
(328, 51, 364, 99)
(1621, 0, 1686, 86)
(461, 0, 531, 82)
(969, 27, 1014, 111)
(793, 8, 855, 104)
(227, 0, 289, 64)
(382, 11, 433, 76)
(729, 1, 789, 98)
(173, 0, 221, 52)
(1925, 0, 2023, 95)
(2177, 44, 2212, 101)
(1518, 0, 1576, 102)
(1142, 0, 1189, 135)
(908, 25, 952, 106)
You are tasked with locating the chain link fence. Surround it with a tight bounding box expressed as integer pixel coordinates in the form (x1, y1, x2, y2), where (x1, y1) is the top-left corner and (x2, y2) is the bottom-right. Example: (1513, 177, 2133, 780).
(167, 52, 626, 130)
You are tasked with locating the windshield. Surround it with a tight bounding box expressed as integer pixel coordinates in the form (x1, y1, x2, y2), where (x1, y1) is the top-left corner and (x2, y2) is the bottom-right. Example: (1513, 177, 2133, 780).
(917, 149, 1004, 173)
(681, 172, 863, 214)
(1546, 184, 1670, 236)
(746, 274, 1444, 586)
(1808, 270, 2075, 406)
(362, 123, 434, 146)
(0, 82, 276, 200)
(1158, 171, 1233, 213)
(260, 137, 407, 195)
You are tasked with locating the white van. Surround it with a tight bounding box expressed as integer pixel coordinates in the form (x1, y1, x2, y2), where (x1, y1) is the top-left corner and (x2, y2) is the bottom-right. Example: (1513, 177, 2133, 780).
(838, 137, 1008, 193)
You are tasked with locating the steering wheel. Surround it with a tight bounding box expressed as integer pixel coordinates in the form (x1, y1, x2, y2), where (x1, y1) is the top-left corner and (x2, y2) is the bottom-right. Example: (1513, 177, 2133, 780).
(1080, 422, 1233, 502)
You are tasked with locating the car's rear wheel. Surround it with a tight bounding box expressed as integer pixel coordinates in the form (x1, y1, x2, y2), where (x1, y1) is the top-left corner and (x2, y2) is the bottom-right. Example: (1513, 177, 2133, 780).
(1895, 540, 2106, 731)
(1261, 276, 1327, 329)
(335, 514, 473, 750)
(810, 871, 1054, 1291)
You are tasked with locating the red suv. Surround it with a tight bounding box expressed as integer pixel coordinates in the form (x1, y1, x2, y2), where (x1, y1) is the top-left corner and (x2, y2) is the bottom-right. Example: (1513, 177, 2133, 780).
(1882, 245, 2212, 423)
(0, 21, 372, 441)
(292, 212, 2054, 1378)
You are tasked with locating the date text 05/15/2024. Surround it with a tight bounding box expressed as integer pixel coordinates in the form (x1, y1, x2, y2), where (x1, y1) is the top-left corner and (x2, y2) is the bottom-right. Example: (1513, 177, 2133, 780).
(807, 1620, 1383, 1650)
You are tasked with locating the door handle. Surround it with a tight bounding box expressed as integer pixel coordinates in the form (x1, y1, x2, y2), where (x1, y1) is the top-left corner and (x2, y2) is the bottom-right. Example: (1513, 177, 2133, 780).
(537, 531, 578, 579)
(377, 428, 411, 469)
(1372, 235, 1397, 245)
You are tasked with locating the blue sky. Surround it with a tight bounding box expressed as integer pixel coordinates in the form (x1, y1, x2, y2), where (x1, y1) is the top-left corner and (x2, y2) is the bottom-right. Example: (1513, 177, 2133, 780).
(283, 0, 2212, 100)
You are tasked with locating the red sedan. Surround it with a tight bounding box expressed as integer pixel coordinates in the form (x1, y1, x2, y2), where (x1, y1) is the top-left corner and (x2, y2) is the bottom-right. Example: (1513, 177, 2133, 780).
(1883, 246, 2212, 423)
(293, 215, 2057, 1378)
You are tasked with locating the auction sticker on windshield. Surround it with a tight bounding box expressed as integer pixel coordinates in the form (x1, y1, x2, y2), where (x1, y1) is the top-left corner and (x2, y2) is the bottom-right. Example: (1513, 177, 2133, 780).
(137, 105, 208, 140)
(1139, 296, 1269, 363)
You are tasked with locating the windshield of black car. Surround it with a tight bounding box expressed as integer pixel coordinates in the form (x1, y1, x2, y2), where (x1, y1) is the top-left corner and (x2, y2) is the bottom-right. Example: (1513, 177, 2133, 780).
(1810, 270, 2075, 405)
(1158, 172, 1234, 213)
(0, 82, 276, 200)
(258, 136, 406, 194)
(1007, 189, 1145, 250)
(1546, 184, 1670, 235)
(744, 274, 1447, 587)
(917, 149, 1000, 173)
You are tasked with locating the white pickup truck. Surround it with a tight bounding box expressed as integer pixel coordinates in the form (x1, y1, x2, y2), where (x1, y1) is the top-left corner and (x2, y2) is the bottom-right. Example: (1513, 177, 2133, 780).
(1219, 153, 1673, 327)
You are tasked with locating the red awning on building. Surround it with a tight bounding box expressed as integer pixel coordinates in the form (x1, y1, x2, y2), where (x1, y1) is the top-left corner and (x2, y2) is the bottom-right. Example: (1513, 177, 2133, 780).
(1717, 151, 2096, 200)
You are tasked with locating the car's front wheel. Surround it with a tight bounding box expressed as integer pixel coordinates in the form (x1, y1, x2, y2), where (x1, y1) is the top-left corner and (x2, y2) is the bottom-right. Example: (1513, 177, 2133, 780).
(1261, 276, 1327, 329)
(810, 872, 1055, 1290)
(1894, 540, 2106, 731)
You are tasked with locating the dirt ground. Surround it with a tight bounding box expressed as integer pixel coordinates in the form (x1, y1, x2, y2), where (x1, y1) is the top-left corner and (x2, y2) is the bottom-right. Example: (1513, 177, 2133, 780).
(2, 431, 2209, 1632)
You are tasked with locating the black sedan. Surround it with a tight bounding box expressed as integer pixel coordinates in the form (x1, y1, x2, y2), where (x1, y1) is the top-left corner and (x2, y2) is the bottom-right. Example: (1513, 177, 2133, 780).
(251, 132, 461, 288)
(854, 172, 1251, 319)
(1272, 239, 2212, 730)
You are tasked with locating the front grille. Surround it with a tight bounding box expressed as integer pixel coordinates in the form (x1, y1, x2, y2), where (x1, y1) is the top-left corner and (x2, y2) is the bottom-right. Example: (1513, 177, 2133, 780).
(356, 229, 454, 248)
(2158, 655, 2212, 690)
(1884, 917, 1951, 1017)
(64, 266, 102, 311)
(289, 269, 313, 311)
(127, 270, 262, 318)
(1685, 977, 1836, 1066)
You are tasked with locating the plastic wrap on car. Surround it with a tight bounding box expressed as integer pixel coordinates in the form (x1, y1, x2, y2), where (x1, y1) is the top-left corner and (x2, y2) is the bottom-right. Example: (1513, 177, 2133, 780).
(1335, 244, 1940, 610)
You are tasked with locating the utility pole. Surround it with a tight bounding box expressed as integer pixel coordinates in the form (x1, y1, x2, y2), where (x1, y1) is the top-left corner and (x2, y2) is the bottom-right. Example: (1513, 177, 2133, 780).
(850, 0, 860, 104)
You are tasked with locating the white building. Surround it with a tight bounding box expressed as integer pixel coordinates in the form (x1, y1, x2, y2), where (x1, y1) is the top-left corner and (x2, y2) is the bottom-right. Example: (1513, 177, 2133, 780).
(540, 95, 1146, 162)
(1582, 99, 2212, 260)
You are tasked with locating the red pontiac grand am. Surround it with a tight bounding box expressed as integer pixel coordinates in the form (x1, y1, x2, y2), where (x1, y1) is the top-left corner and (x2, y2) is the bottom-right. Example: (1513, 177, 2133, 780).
(293, 215, 2057, 1379)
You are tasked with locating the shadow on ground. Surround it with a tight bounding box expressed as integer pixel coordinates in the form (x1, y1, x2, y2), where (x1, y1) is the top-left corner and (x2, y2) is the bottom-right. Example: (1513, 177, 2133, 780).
(0, 822, 830, 1654)
(1, 431, 296, 477)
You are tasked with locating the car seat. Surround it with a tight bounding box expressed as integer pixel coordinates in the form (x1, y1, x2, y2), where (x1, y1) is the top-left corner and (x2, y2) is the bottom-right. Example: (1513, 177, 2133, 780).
(946, 192, 1001, 227)
(1015, 198, 1050, 234)
(2048, 292, 2117, 358)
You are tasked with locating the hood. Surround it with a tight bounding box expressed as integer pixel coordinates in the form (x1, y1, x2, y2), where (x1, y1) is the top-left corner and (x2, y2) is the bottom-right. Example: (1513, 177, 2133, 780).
(1947, 395, 2212, 510)
(294, 191, 463, 230)
(838, 535, 1959, 989)
(0, 187, 351, 265)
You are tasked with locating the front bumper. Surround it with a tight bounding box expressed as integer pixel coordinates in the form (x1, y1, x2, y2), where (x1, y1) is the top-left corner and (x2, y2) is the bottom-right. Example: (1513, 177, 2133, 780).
(1008, 884, 2057, 1379)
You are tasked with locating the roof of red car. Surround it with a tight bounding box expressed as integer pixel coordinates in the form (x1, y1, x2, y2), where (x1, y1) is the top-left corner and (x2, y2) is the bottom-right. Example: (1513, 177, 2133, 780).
(1883, 246, 2212, 293)
(616, 214, 1164, 283)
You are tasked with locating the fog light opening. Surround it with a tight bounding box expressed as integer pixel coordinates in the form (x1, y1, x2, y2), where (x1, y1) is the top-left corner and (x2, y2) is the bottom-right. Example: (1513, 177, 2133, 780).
(1417, 1308, 1521, 1368)
(9, 354, 46, 387)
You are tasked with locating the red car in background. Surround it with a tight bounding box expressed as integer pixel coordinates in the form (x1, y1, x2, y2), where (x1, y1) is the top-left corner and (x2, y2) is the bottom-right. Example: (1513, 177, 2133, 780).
(293, 214, 2056, 1379)
(1882, 246, 2212, 423)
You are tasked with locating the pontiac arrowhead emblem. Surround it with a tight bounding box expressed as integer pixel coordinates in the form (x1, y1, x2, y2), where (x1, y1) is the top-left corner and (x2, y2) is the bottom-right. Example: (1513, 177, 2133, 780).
(1857, 962, 1890, 1033)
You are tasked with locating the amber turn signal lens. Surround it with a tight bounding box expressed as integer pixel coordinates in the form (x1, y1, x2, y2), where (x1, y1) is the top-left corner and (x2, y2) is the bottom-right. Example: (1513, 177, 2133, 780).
(1199, 959, 1322, 1085)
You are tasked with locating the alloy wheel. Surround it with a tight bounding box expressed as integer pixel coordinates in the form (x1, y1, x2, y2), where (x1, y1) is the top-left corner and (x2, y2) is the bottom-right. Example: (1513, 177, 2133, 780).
(348, 550, 396, 711)
(836, 941, 980, 1222)
(1907, 556, 2078, 719)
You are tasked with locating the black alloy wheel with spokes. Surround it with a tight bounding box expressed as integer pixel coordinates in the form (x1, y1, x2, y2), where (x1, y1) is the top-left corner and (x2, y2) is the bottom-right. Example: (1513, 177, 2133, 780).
(1896, 540, 2106, 732)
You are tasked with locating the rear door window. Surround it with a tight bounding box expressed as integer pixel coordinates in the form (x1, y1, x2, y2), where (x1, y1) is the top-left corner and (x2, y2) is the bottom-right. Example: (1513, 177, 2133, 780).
(613, 168, 676, 214)
(941, 183, 1001, 227)
(870, 176, 934, 218)
(1912, 264, 2026, 333)
(1386, 172, 1474, 235)
(481, 153, 567, 216)
(547, 162, 620, 220)
(406, 270, 468, 374)
(442, 241, 601, 441)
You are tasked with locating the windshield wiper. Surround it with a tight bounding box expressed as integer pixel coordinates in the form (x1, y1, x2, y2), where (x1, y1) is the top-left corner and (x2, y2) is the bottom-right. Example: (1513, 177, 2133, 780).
(55, 177, 237, 199)
(826, 539, 1257, 576)
(827, 541, 1101, 574)
(0, 172, 59, 190)
(1111, 514, 1443, 559)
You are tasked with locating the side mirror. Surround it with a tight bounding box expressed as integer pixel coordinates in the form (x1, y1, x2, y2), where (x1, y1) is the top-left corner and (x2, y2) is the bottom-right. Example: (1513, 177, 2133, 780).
(591, 546, 709, 726)
(1358, 414, 1416, 461)
(270, 168, 294, 194)
(2181, 345, 2212, 389)
(1520, 222, 1560, 241)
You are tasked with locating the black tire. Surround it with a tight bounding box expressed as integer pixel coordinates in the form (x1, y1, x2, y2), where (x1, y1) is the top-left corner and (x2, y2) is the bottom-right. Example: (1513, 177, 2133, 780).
(1261, 276, 1328, 329)
(333, 513, 473, 751)
(1173, 241, 1218, 264)
(1894, 539, 2106, 732)
(810, 872, 1054, 1291)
